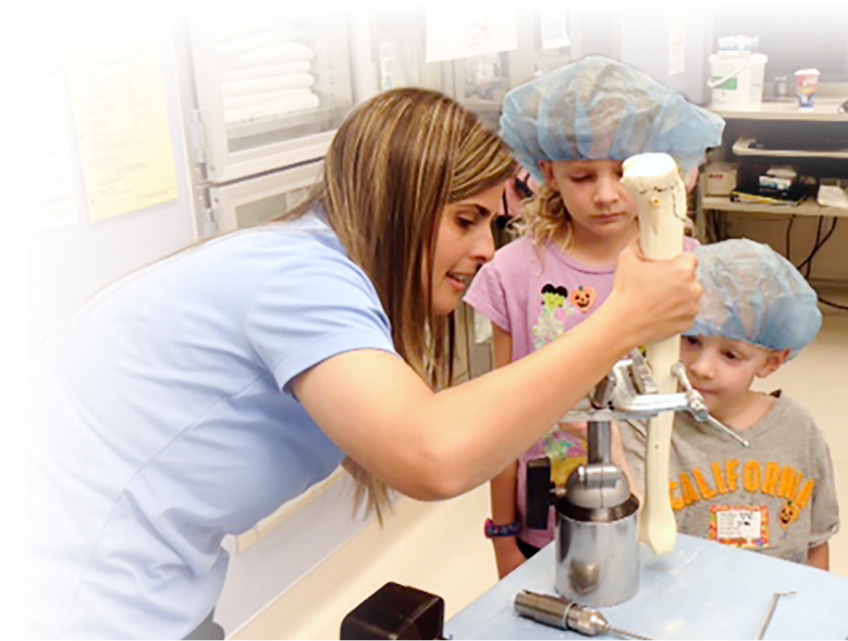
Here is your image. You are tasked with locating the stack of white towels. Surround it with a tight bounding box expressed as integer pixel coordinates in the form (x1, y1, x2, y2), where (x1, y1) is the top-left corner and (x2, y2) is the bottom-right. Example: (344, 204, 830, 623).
(215, 16, 320, 125)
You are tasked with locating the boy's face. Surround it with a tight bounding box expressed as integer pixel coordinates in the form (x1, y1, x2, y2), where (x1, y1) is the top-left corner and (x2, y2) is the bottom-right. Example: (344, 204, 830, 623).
(679, 335, 788, 416)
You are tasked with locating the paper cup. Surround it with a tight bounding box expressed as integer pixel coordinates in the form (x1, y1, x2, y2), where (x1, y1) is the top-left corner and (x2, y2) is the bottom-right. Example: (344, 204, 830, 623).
(795, 68, 820, 108)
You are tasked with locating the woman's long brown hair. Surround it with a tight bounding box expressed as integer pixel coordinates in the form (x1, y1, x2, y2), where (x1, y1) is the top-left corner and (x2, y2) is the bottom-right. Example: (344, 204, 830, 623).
(43, 87, 515, 523)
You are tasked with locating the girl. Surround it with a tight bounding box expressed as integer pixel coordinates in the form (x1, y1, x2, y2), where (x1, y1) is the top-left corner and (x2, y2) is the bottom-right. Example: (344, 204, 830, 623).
(464, 56, 725, 578)
(24, 87, 701, 638)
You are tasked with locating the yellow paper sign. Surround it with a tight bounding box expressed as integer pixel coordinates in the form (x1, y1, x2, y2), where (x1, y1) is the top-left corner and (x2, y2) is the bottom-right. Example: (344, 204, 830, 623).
(66, 40, 179, 222)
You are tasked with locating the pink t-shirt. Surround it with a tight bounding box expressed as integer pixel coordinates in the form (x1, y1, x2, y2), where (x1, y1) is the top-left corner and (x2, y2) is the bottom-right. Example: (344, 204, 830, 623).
(464, 235, 699, 548)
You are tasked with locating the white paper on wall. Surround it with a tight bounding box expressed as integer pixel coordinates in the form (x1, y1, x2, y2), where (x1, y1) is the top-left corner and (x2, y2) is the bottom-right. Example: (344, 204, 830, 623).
(426, 4, 518, 62)
(668, 4, 686, 76)
(539, 2, 570, 50)
(10, 77, 79, 237)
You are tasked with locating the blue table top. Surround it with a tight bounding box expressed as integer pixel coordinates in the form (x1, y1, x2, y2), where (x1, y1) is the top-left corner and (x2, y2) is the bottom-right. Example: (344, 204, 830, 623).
(447, 534, 848, 640)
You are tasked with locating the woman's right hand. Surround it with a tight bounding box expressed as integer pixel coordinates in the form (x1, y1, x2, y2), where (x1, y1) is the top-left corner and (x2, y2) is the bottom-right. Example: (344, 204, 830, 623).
(609, 239, 701, 346)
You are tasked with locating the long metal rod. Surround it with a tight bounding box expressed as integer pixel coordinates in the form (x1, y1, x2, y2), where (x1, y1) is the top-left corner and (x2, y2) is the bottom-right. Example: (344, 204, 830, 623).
(754, 591, 795, 640)
(608, 626, 654, 640)
(588, 375, 615, 464)
(587, 421, 612, 465)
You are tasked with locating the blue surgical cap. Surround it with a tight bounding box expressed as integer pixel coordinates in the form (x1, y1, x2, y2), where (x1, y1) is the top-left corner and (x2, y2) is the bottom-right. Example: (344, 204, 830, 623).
(500, 56, 726, 183)
(687, 239, 822, 356)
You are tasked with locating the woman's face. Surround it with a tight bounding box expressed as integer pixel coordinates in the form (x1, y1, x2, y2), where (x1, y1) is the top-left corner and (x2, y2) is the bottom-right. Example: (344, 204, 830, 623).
(430, 182, 505, 315)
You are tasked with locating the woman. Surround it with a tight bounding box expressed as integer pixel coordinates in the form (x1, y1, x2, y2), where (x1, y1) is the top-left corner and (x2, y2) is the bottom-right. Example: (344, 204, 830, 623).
(24, 88, 700, 639)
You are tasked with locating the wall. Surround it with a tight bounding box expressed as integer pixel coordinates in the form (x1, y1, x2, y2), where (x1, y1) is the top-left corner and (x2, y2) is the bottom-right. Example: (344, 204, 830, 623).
(722, 215, 848, 284)
(14, 9, 198, 366)
(216, 473, 375, 632)
(575, 9, 620, 60)
(228, 485, 497, 640)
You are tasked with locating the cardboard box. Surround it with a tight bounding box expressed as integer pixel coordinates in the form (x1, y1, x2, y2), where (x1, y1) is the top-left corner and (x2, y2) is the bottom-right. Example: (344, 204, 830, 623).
(704, 163, 738, 196)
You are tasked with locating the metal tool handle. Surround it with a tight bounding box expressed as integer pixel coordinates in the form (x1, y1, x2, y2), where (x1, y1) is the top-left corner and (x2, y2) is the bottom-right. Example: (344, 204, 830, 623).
(514, 591, 653, 640)
(628, 349, 658, 395)
(514, 590, 574, 631)
(560, 361, 751, 451)
(671, 362, 750, 448)
(754, 591, 795, 640)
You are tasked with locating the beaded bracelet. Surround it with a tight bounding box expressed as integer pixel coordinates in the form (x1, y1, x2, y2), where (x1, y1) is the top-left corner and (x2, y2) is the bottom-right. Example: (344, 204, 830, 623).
(484, 518, 522, 538)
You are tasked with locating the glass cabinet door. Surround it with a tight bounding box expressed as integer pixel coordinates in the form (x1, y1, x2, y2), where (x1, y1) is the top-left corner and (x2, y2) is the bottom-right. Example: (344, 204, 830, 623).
(188, 8, 354, 182)
(532, 4, 579, 74)
(453, 4, 537, 112)
(208, 160, 322, 233)
(454, 8, 580, 130)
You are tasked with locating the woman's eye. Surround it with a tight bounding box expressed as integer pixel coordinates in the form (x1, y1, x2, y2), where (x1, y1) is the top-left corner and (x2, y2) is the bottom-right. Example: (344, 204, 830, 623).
(458, 217, 475, 228)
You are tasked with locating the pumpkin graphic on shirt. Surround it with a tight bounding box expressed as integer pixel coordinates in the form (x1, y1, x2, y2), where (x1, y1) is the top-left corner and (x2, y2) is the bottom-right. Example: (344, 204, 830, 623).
(533, 283, 578, 349)
(571, 285, 597, 312)
(779, 500, 801, 530)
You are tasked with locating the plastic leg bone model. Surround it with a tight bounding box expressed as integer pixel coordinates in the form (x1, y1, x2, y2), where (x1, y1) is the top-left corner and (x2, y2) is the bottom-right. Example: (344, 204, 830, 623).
(620, 153, 689, 556)
(530, 154, 747, 607)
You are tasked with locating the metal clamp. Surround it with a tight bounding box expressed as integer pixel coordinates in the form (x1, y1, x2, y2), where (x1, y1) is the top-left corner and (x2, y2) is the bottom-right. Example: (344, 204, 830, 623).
(560, 350, 749, 447)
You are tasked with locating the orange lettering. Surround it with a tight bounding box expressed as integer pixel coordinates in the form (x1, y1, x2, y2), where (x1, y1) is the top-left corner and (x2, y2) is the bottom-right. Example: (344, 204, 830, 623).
(680, 472, 701, 506)
(796, 479, 816, 509)
(711, 462, 728, 494)
(670, 481, 685, 511)
(762, 462, 781, 496)
(744, 460, 761, 493)
(727, 459, 740, 492)
(693, 468, 718, 500)
(778, 467, 802, 500)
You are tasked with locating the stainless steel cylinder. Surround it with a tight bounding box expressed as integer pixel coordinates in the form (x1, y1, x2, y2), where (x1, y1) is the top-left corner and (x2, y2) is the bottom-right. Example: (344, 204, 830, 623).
(555, 498, 640, 607)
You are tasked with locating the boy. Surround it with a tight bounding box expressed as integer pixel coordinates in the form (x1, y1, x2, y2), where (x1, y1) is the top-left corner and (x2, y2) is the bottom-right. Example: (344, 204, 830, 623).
(622, 238, 839, 569)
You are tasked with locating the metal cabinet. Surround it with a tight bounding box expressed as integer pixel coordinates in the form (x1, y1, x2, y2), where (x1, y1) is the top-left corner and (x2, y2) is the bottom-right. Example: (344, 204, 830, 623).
(207, 161, 322, 234)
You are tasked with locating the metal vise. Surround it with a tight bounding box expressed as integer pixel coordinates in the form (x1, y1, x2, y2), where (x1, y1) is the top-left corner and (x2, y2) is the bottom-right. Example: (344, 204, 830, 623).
(525, 349, 746, 607)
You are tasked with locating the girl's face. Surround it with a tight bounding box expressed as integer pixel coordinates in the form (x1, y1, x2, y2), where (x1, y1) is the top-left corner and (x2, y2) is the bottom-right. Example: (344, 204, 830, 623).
(540, 159, 638, 243)
(430, 182, 505, 315)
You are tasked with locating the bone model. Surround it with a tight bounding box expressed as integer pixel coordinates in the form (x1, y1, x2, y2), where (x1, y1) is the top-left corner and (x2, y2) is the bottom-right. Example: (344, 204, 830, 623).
(621, 153, 687, 556)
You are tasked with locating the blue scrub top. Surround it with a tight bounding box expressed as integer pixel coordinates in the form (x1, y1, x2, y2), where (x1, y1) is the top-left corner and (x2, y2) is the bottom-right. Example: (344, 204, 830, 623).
(24, 213, 397, 638)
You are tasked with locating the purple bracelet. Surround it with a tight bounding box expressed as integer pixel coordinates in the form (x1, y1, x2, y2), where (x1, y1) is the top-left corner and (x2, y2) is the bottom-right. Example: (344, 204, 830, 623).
(484, 518, 522, 538)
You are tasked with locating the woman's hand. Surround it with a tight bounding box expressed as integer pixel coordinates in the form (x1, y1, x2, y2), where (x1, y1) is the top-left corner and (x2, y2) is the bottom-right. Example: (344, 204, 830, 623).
(608, 239, 701, 347)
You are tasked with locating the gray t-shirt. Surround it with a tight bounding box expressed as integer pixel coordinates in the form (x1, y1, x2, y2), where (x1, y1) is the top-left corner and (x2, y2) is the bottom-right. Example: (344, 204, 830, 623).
(621, 391, 839, 565)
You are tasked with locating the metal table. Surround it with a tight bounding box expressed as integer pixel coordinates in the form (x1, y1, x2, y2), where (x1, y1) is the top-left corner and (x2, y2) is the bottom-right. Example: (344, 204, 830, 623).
(447, 534, 848, 639)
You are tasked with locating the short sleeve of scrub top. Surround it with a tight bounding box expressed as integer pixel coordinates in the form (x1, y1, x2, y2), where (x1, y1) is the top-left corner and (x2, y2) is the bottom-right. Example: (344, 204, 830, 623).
(23, 212, 398, 640)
